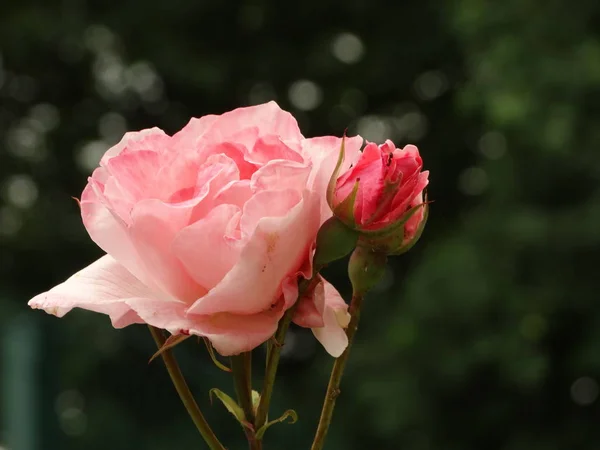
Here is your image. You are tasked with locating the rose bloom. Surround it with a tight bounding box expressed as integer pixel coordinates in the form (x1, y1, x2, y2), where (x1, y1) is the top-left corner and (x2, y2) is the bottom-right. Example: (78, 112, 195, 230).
(29, 102, 363, 356)
(333, 140, 429, 250)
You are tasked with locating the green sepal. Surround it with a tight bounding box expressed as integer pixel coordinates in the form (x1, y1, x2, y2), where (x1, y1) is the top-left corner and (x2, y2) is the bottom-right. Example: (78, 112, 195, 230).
(202, 337, 232, 372)
(148, 334, 190, 364)
(254, 409, 298, 439)
(332, 178, 359, 228)
(209, 388, 252, 429)
(359, 200, 426, 238)
(348, 245, 388, 296)
(314, 217, 359, 267)
(326, 135, 347, 210)
(389, 201, 429, 255)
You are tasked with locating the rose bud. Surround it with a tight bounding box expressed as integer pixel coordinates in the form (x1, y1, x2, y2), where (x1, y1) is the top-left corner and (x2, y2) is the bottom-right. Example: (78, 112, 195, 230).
(328, 139, 429, 255)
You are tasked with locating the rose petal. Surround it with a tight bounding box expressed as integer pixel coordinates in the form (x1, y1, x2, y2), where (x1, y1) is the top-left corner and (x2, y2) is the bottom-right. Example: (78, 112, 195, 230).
(125, 298, 284, 356)
(129, 199, 207, 303)
(310, 280, 350, 357)
(100, 127, 170, 166)
(187, 190, 321, 316)
(28, 255, 152, 328)
(293, 278, 326, 328)
(203, 101, 303, 143)
(173, 204, 243, 290)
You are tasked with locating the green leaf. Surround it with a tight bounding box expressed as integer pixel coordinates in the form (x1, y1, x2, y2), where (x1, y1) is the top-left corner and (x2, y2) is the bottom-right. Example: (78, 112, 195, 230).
(209, 388, 251, 429)
(202, 337, 232, 372)
(254, 409, 298, 439)
(148, 334, 190, 364)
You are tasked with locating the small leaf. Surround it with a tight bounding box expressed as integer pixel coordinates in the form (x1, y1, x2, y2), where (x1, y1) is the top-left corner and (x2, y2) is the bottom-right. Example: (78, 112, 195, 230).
(251, 390, 261, 416)
(209, 388, 248, 427)
(255, 409, 298, 439)
(202, 337, 232, 372)
(149, 334, 190, 363)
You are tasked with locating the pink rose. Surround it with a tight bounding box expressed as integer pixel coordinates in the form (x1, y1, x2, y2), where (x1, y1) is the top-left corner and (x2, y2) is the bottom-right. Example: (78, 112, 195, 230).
(333, 140, 429, 252)
(29, 102, 362, 356)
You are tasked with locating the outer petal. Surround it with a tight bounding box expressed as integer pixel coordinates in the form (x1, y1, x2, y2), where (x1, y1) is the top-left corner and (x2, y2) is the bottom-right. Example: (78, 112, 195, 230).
(170, 115, 220, 153)
(203, 101, 303, 143)
(100, 127, 170, 166)
(187, 190, 321, 316)
(125, 298, 284, 356)
(81, 183, 160, 293)
(335, 142, 384, 225)
(28, 255, 153, 328)
(311, 280, 350, 357)
(293, 278, 326, 328)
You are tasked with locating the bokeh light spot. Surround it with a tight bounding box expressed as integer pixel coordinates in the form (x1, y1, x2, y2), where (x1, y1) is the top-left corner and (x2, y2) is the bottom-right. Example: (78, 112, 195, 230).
(571, 377, 599, 406)
(288, 80, 322, 111)
(332, 33, 365, 64)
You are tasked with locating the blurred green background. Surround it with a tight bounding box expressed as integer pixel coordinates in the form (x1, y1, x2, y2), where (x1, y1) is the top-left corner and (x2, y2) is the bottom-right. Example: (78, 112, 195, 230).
(1, 0, 600, 449)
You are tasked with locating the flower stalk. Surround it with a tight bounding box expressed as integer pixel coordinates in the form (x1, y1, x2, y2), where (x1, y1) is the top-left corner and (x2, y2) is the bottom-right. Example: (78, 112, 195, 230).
(230, 352, 262, 449)
(309, 293, 364, 450)
(149, 326, 226, 450)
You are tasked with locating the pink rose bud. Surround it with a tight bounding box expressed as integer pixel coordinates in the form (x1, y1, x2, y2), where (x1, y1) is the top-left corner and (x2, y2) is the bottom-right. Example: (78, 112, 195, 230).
(329, 139, 429, 255)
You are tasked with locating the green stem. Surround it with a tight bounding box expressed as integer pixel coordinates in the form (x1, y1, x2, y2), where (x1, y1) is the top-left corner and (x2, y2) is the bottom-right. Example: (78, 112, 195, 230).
(253, 306, 296, 431)
(231, 352, 262, 450)
(149, 326, 226, 450)
(230, 353, 255, 423)
(310, 293, 364, 450)
(254, 275, 318, 433)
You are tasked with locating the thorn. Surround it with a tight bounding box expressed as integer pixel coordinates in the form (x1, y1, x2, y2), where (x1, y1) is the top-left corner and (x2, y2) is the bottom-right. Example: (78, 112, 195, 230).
(270, 336, 283, 348)
(330, 388, 341, 400)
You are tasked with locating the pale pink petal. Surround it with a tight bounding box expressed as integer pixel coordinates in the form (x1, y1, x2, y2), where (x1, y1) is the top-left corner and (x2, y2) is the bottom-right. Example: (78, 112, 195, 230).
(248, 136, 304, 165)
(188, 154, 242, 222)
(311, 280, 350, 357)
(126, 298, 284, 356)
(173, 204, 243, 290)
(105, 150, 161, 201)
(201, 142, 258, 180)
(213, 180, 253, 209)
(187, 190, 321, 316)
(293, 279, 325, 328)
(28, 255, 153, 328)
(203, 101, 303, 143)
(129, 199, 207, 303)
(250, 160, 311, 195)
(301, 135, 363, 221)
(100, 127, 170, 166)
(240, 189, 302, 239)
(170, 115, 220, 151)
(81, 183, 157, 292)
